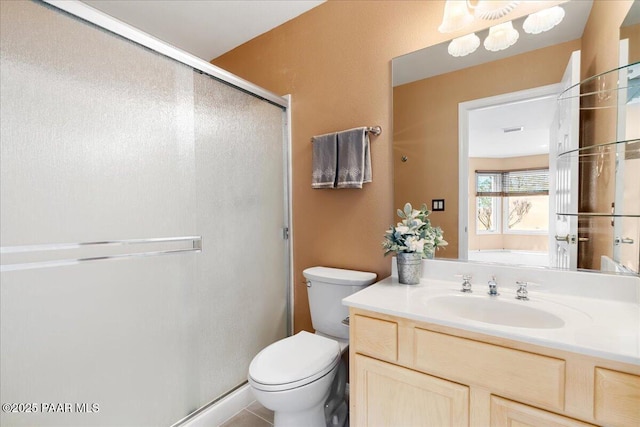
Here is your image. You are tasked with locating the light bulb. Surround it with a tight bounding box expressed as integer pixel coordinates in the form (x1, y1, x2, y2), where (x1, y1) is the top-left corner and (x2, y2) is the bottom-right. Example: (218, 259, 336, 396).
(523, 6, 565, 35)
(484, 21, 519, 52)
(448, 33, 481, 57)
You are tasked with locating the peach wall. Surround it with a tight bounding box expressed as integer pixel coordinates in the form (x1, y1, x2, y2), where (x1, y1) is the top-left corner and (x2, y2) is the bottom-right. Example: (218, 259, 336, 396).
(393, 40, 579, 260)
(620, 23, 640, 63)
(581, 0, 634, 79)
(468, 155, 550, 252)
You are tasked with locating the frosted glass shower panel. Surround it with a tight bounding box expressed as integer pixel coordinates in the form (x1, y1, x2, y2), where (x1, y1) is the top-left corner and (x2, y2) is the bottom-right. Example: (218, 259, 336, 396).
(0, 1, 197, 426)
(0, 1, 288, 426)
(192, 73, 288, 405)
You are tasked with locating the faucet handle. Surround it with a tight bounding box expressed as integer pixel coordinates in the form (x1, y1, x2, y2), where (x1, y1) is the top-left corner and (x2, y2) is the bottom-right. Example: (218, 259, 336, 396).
(456, 274, 473, 293)
(516, 281, 529, 301)
(487, 276, 499, 296)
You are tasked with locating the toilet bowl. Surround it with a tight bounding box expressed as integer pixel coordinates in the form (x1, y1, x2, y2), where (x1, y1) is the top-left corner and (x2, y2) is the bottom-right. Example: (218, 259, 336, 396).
(248, 332, 341, 427)
(247, 267, 376, 427)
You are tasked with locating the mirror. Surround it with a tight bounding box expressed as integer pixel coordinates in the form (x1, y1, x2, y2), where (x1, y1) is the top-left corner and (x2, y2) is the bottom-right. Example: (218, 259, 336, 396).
(392, 0, 640, 275)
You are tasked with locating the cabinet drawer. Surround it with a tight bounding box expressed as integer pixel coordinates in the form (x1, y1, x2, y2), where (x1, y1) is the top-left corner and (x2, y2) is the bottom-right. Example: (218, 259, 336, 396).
(414, 329, 565, 410)
(352, 315, 397, 362)
(491, 396, 595, 427)
(594, 368, 640, 427)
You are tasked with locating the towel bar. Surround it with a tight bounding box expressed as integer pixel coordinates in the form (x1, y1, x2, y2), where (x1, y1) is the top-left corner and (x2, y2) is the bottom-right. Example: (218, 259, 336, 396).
(310, 126, 382, 142)
(365, 126, 382, 136)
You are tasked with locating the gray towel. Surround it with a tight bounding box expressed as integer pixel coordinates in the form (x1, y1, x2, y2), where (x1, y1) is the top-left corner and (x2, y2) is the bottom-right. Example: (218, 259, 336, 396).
(336, 127, 372, 189)
(311, 132, 338, 189)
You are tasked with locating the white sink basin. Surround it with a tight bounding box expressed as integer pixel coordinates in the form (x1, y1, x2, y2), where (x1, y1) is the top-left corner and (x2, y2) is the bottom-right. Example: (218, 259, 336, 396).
(426, 295, 566, 329)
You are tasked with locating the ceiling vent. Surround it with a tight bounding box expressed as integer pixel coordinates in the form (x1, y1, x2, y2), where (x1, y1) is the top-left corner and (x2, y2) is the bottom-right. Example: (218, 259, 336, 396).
(503, 126, 524, 133)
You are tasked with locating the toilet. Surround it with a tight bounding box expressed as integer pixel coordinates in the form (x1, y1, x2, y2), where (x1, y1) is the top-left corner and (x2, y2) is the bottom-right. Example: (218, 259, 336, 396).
(248, 267, 376, 427)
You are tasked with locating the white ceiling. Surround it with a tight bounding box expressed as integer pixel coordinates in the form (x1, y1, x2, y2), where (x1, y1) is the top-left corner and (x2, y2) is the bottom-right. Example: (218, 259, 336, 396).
(82, 0, 325, 61)
(468, 94, 559, 158)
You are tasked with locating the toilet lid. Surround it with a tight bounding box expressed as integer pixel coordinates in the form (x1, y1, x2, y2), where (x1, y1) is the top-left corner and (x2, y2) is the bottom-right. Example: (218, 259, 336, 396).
(249, 331, 340, 386)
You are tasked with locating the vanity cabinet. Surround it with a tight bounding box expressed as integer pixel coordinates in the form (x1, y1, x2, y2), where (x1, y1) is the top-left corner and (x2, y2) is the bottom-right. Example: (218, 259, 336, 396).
(349, 308, 640, 427)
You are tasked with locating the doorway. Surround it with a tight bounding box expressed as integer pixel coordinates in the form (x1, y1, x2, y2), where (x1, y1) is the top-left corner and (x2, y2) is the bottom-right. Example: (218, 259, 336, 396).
(458, 83, 562, 266)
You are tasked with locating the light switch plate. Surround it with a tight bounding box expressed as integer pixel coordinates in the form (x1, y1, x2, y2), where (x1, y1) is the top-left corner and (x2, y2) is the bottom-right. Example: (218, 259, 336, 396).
(432, 199, 445, 211)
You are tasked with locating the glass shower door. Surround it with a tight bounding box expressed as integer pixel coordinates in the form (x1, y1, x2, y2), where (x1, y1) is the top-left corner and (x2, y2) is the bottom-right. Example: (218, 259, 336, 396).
(0, 1, 288, 426)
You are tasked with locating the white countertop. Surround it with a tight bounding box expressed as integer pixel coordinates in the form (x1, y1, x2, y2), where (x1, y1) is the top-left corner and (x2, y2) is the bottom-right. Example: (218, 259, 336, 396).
(343, 275, 640, 365)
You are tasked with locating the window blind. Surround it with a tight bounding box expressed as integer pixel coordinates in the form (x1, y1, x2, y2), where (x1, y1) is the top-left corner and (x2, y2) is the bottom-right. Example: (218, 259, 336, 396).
(476, 168, 549, 197)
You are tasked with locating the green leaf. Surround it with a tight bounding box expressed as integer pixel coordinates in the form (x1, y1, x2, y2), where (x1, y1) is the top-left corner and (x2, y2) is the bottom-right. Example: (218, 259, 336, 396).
(403, 202, 412, 217)
(397, 208, 405, 219)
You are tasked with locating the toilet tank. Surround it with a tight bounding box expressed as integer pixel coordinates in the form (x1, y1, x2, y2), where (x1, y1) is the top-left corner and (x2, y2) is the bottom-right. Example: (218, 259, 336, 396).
(303, 267, 377, 340)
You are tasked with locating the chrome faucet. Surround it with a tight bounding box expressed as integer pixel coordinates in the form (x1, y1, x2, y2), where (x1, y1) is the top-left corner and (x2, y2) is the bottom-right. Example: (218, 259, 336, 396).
(516, 281, 529, 301)
(487, 276, 499, 296)
(460, 274, 472, 293)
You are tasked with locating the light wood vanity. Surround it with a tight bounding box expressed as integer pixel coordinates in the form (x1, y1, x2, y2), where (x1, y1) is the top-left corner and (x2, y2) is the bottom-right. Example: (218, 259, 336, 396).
(349, 307, 640, 427)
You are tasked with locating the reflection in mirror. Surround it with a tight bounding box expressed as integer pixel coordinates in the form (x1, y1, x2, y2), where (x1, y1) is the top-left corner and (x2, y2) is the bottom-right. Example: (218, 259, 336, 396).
(464, 85, 558, 269)
(392, 0, 640, 275)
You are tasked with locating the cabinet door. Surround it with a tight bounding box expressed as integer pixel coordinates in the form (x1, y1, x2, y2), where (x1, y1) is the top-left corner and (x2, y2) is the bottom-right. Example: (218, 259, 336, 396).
(353, 354, 469, 427)
(491, 396, 595, 427)
(594, 368, 640, 427)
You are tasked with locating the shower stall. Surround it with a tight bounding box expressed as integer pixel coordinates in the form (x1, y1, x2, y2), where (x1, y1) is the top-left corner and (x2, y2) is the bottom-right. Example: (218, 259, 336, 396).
(0, 1, 291, 426)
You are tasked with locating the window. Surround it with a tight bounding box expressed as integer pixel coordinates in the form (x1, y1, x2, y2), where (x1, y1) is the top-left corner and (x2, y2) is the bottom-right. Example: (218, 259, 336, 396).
(475, 172, 501, 233)
(475, 169, 549, 234)
(504, 195, 549, 233)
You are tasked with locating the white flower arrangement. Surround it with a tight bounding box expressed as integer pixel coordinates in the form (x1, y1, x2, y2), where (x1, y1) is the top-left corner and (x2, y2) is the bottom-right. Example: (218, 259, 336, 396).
(382, 202, 448, 258)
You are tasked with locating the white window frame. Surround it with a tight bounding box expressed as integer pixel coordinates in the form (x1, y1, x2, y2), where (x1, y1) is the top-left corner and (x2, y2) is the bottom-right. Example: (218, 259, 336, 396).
(475, 172, 502, 234)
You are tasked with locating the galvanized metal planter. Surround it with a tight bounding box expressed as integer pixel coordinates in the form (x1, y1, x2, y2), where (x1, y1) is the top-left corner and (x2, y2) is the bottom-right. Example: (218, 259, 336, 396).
(396, 252, 423, 285)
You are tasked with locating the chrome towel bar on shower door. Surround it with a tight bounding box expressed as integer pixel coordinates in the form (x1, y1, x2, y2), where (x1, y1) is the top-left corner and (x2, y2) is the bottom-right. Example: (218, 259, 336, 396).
(0, 236, 202, 272)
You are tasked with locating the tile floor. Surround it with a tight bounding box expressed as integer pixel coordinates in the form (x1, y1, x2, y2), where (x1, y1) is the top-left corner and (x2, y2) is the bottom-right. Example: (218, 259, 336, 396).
(219, 400, 274, 427)
(220, 386, 349, 426)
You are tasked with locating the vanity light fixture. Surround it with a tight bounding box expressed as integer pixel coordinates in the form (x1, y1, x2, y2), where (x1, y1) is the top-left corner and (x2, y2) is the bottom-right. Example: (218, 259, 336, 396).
(484, 21, 519, 52)
(523, 5, 565, 34)
(448, 33, 481, 57)
(439, 1, 566, 57)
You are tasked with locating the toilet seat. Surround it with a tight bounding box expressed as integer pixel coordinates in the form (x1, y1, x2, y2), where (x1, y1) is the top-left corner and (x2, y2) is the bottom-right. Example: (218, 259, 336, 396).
(248, 331, 340, 392)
